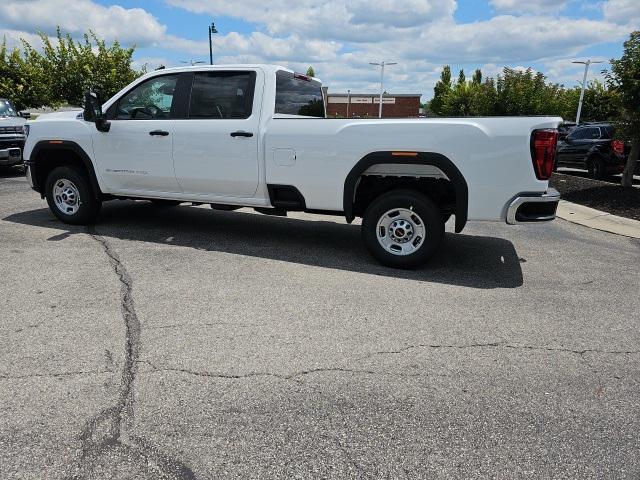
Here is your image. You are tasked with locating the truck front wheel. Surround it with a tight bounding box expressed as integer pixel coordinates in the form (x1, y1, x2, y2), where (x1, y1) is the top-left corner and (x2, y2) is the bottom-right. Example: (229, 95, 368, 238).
(362, 189, 444, 269)
(45, 166, 101, 225)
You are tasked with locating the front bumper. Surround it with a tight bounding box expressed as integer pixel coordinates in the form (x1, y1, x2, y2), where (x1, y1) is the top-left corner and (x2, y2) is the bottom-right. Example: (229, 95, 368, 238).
(0, 147, 22, 166)
(0, 134, 25, 166)
(506, 188, 560, 225)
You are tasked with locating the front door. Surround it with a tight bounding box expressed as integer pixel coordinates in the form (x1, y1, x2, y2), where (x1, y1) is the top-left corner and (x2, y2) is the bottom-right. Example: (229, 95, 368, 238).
(92, 73, 181, 194)
(172, 70, 261, 198)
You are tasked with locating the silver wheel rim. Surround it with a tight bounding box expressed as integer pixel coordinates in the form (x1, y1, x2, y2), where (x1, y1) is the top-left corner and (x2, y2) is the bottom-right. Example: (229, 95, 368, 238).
(376, 207, 426, 256)
(53, 179, 81, 215)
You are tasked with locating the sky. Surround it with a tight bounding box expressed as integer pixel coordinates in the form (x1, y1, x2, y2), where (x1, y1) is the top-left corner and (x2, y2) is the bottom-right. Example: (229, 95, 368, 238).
(1, 0, 638, 100)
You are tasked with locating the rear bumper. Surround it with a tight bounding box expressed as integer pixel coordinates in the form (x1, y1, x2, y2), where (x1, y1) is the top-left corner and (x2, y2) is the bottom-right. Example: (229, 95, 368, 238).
(506, 188, 560, 225)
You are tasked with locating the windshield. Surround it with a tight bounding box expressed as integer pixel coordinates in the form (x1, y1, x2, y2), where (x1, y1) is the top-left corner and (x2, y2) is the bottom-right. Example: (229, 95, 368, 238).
(0, 99, 18, 117)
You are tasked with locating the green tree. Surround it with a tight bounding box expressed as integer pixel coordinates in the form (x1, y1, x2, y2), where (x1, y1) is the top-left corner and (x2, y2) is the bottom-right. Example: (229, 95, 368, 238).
(429, 65, 452, 115)
(445, 69, 473, 116)
(605, 31, 640, 187)
(469, 78, 497, 116)
(457, 69, 466, 85)
(0, 28, 142, 109)
(472, 69, 482, 85)
(428, 63, 620, 124)
(562, 80, 621, 123)
(306, 66, 315, 77)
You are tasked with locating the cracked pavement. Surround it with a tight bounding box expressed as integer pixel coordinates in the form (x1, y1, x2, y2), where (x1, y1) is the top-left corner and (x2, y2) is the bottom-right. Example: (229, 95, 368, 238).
(1, 170, 639, 479)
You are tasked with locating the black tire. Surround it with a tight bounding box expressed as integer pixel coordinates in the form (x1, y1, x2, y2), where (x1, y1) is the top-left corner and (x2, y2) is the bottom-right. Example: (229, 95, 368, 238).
(361, 189, 444, 269)
(587, 157, 605, 180)
(149, 199, 182, 207)
(45, 166, 101, 225)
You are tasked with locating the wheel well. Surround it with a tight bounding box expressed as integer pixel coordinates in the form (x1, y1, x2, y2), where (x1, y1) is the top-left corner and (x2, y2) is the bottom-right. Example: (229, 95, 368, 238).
(344, 152, 468, 233)
(353, 175, 456, 219)
(32, 145, 102, 199)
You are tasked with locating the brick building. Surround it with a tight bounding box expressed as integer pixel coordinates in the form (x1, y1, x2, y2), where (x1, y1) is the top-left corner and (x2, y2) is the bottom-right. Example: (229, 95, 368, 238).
(325, 92, 421, 118)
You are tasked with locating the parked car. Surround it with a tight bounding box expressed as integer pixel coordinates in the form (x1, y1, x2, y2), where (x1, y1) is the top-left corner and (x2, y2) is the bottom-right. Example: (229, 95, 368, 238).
(0, 98, 29, 168)
(23, 65, 561, 268)
(554, 122, 627, 179)
(557, 121, 576, 141)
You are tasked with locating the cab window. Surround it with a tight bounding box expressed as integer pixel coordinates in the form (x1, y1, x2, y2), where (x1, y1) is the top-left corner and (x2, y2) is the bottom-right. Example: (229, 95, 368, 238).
(115, 74, 179, 120)
(275, 71, 325, 117)
(188, 71, 255, 119)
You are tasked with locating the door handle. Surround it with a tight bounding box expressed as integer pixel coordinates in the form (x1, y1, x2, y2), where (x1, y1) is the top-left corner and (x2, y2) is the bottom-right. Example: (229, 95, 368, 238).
(149, 130, 169, 136)
(230, 131, 253, 138)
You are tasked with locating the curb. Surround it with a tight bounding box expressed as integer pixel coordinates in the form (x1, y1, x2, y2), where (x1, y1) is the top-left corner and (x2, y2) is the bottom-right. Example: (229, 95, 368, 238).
(556, 200, 640, 239)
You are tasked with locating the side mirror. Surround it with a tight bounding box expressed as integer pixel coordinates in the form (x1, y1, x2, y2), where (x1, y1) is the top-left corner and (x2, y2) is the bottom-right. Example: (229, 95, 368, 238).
(19, 111, 31, 119)
(83, 89, 110, 132)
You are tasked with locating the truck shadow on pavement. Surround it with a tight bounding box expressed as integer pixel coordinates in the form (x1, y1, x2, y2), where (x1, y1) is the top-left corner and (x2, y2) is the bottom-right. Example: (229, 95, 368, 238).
(5, 201, 524, 289)
(0, 166, 26, 178)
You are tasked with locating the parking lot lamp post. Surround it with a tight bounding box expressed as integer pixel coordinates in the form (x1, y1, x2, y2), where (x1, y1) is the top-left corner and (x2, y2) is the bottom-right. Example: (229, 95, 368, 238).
(370, 61, 397, 118)
(572, 59, 603, 124)
(347, 89, 350, 118)
(208, 22, 218, 65)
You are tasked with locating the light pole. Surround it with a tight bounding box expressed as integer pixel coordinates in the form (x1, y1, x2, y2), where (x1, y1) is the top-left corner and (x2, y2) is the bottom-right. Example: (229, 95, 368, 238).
(572, 59, 603, 124)
(370, 61, 397, 118)
(347, 89, 350, 118)
(208, 22, 218, 65)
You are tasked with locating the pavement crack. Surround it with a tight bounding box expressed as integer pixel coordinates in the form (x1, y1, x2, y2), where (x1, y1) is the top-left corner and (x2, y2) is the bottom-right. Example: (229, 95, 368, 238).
(0, 369, 110, 380)
(65, 228, 197, 480)
(354, 342, 640, 363)
(144, 321, 261, 330)
(140, 363, 447, 383)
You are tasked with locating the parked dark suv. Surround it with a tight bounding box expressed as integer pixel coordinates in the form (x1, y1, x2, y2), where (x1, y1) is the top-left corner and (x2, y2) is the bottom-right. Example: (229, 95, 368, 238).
(554, 123, 627, 179)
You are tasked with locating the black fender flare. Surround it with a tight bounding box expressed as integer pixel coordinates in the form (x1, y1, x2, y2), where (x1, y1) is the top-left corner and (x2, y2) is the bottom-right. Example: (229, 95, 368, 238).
(28, 140, 102, 198)
(343, 151, 468, 233)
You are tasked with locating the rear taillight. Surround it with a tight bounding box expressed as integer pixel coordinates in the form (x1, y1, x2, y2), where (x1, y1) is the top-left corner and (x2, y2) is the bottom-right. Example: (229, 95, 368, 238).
(612, 139, 625, 155)
(531, 129, 558, 180)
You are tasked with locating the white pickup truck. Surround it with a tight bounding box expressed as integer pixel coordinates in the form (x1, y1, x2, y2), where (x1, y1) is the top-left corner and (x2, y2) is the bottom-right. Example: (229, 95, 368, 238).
(24, 65, 561, 268)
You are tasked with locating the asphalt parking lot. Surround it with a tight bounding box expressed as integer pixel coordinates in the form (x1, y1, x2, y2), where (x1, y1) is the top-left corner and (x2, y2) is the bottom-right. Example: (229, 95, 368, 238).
(1, 170, 639, 479)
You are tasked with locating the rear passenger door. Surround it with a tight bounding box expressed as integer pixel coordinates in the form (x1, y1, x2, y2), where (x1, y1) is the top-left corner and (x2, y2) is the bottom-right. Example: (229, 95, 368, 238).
(172, 69, 261, 198)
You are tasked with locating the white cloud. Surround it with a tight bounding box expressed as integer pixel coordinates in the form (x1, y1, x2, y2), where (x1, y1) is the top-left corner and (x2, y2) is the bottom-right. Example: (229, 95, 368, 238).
(0, 0, 166, 45)
(408, 15, 627, 63)
(166, 0, 456, 40)
(163, 32, 341, 63)
(602, 0, 640, 26)
(490, 0, 569, 14)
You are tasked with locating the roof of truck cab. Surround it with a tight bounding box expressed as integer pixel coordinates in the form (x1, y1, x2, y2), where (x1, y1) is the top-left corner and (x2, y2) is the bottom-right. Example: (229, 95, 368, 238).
(144, 64, 322, 83)
(148, 64, 308, 77)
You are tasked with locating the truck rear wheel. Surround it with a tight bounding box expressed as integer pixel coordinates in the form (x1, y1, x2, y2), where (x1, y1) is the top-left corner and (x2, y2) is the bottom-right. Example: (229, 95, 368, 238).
(362, 189, 444, 269)
(45, 166, 101, 225)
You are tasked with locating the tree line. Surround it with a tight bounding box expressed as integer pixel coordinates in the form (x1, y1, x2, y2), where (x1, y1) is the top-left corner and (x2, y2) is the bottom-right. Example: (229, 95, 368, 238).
(0, 29, 142, 110)
(428, 65, 620, 122)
